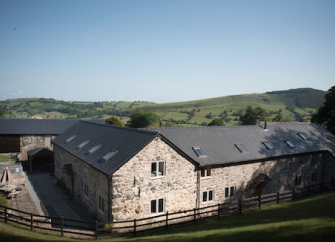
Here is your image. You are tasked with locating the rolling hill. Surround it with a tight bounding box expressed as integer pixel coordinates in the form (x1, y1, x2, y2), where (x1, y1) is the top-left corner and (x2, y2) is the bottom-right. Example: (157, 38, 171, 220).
(0, 88, 326, 126)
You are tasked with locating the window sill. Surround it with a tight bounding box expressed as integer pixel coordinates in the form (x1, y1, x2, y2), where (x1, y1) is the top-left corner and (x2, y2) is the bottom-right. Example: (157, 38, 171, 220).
(150, 212, 165, 217)
(98, 209, 104, 215)
(150, 176, 165, 180)
(224, 196, 234, 200)
(200, 176, 211, 180)
(84, 195, 89, 200)
(202, 200, 213, 204)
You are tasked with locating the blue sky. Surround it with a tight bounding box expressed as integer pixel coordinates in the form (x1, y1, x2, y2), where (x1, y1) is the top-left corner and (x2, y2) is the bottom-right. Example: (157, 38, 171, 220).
(1, 0, 334, 103)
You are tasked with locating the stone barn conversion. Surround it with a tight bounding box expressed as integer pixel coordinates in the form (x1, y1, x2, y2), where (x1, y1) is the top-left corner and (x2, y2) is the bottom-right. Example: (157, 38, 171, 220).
(51, 120, 335, 222)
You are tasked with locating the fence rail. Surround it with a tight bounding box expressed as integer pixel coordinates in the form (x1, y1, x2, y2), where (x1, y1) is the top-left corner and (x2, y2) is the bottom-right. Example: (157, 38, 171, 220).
(1, 180, 334, 239)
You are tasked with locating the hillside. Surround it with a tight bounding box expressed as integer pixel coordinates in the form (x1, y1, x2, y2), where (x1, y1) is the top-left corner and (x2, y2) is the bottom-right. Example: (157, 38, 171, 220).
(0, 88, 326, 126)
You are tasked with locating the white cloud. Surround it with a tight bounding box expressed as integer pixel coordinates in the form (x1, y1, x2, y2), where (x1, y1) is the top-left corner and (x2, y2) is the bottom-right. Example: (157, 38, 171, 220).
(10, 90, 28, 96)
(117, 95, 123, 98)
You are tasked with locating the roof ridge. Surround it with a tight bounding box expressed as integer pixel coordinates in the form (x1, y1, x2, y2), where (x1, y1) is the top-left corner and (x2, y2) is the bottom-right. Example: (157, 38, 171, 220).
(80, 120, 159, 135)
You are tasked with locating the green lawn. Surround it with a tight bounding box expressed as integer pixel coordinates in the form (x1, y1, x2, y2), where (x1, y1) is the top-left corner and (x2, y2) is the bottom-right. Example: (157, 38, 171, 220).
(0, 155, 16, 163)
(0, 192, 335, 241)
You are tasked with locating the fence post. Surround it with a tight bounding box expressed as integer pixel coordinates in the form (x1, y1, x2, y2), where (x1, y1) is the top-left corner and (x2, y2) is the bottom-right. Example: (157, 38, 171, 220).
(166, 212, 168, 229)
(61, 216, 64, 236)
(277, 192, 279, 204)
(95, 221, 98, 240)
(30, 213, 33, 230)
(258, 195, 261, 209)
(292, 189, 295, 201)
(134, 219, 136, 236)
(4, 206, 7, 223)
(193, 208, 196, 223)
(239, 200, 242, 214)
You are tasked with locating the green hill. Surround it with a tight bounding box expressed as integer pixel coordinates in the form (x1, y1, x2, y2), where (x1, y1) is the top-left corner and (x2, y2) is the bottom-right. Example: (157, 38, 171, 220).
(0, 88, 326, 126)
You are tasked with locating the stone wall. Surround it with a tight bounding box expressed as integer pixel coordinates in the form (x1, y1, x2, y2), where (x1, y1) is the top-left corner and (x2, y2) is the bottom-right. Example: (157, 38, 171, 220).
(323, 151, 335, 184)
(54, 146, 109, 221)
(199, 152, 325, 207)
(19, 135, 56, 160)
(111, 137, 197, 221)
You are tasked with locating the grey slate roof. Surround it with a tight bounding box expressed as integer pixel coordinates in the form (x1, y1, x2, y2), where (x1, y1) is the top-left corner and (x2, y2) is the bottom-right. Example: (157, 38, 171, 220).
(0, 119, 104, 135)
(51, 121, 159, 176)
(148, 123, 335, 166)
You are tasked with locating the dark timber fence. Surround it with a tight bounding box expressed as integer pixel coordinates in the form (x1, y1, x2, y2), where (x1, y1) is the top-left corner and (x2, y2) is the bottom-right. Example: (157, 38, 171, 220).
(1, 180, 334, 239)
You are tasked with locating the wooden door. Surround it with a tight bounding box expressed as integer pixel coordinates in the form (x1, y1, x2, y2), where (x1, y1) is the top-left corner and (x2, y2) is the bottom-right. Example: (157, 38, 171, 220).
(255, 183, 262, 196)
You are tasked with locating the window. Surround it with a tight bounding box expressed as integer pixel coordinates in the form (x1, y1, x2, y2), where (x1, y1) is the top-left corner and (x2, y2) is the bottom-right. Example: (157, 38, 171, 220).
(87, 145, 101, 155)
(295, 175, 301, 186)
(99, 195, 104, 213)
(263, 142, 274, 150)
(225, 186, 235, 198)
(311, 172, 318, 183)
(151, 161, 165, 178)
(77, 140, 89, 150)
(65, 135, 76, 143)
(84, 183, 89, 199)
(235, 144, 247, 153)
(193, 147, 206, 157)
(150, 198, 164, 215)
(201, 167, 211, 178)
(102, 151, 117, 161)
(285, 140, 295, 148)
(202, 190, 213, 203)
(298, 133, 307, 140)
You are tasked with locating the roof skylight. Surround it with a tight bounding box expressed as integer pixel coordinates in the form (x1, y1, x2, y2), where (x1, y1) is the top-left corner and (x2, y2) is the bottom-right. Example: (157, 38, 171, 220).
(65, 135, 76, 143)
(264, 142, 274, 150)
(285, 140, 295, 148)
(193, 147, 206, 158)
(77, 140, 89, 150)
(87, 145, 101, 155)
(327, 137, 335, 145)
(236, 144, 247, 153)
(102, 151, 117, 161)
(298, 133, 307, 140)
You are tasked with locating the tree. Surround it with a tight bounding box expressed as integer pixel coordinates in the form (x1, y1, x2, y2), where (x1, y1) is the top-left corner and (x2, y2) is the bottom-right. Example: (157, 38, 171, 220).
(240, 106, 267, 125)
(311, 85, 335, 134)
(129, 109, 160, 128)
(163, 119, 175, 127)
(205, 112, 213, 119)
(208, 118, 225, 126)
(272, 111, 293, 122)
(105, 115, 125, 127)
(0, 107, 7, 118)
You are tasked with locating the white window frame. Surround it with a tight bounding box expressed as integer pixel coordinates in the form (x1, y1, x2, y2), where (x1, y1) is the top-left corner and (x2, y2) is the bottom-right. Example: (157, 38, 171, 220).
(225, 186, 235, 199)
(150, 161, 165, 179)
(295, 175, 301, 187)
(311, 172, 318, 183)
(202, 190, 214, 204)
(84, 183, 89, 200)
(150, 198, 165, 215)
(98, 195, 104, 214)
(200, 167, 212, 179)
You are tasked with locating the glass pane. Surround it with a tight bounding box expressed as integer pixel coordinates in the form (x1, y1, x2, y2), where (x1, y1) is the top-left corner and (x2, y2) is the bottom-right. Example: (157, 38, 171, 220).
(158, 199, 164, 213)
(264, 142, 274, 150)
(295, 176, 298, 186)
(195, 148, 205, 156)
(159, 162, 164, 176)
(209, 191, 213, 201)
(207, 168, 211, 176)
(102, 198, 104, 212)
(151, 163, 157, 177)
(151, 200, 156, 214)
(225, 187, 229, 198)
(201, 169, 205, 177)
(230, 187, 234, 197)
(203, 192, 207, 202)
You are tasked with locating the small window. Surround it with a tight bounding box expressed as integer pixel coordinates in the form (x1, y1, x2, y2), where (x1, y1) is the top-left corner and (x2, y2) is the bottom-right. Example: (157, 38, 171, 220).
(151, 198, 165, 215)
(311, 172, 318, 183)
(225, 186, 235, 198)
(65, 135, 76, 143)
(298, 133, 307, 140)
(285, 141, 295, 148)
(202, 190, 213, 203)
(102, 151, 117, 161)
(77, 140, 89, 150)
(263, 142, 274, 150)
(84, 183, 89, 199)
(151, 161, 165, 178)
(235, 144, 247, 153)
(99, 195, 104, 213)
(201, 167, 211, 178)
(295, 175, 301, 186)
(193, 147, 206, 157)
(87, 145, 101, 155)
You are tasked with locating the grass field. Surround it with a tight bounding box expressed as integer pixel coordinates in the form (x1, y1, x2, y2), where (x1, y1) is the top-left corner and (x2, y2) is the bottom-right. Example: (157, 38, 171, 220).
(0, 154, 16, 163)
(0, 192, 334, 242)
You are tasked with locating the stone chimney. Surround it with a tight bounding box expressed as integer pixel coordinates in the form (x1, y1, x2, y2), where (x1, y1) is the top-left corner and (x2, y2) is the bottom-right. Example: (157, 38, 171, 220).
(264, 119, 268, 130)
(253, 116, 261, 125)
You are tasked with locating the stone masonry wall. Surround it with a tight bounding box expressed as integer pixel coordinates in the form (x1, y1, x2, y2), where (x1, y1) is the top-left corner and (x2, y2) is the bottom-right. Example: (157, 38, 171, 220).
(19, 135, 56, 160)
(323, 151, 335, 184)
(199, 152, 326, 206)
(54, 146, 109, 221)
(112, 137, 197, 221)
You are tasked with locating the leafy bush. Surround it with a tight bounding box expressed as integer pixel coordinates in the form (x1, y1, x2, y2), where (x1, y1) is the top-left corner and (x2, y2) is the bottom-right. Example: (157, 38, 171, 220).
(0, 195, 7, 206)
